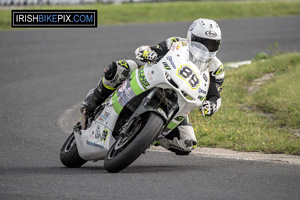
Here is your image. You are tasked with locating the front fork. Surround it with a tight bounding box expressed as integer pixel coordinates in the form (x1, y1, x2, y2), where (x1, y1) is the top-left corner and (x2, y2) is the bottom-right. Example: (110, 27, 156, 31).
(118, 88, 178, 139)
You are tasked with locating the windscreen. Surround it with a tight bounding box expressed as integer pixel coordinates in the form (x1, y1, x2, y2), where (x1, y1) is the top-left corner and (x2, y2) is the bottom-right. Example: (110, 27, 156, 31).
(188, 41, 212, 72)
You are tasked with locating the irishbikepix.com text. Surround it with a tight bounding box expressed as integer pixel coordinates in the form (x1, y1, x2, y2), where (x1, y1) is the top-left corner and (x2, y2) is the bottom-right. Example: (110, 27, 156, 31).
(12, 10, 97, 28)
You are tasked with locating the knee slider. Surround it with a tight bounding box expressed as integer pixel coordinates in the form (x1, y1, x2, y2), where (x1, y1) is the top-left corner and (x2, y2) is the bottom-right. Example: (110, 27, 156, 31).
(104, 60, 131, 83)
(103, 60, 138, 89)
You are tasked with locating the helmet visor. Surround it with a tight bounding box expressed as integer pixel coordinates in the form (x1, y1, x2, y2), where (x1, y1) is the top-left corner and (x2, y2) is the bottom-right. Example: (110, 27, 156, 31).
(189, 41, 211, 72)
(191, 34, 221, 52)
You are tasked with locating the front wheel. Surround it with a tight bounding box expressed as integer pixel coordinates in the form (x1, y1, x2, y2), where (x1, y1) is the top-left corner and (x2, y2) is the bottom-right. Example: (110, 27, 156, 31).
(60, 132, 87, 168)
(104, 112, 164, 173)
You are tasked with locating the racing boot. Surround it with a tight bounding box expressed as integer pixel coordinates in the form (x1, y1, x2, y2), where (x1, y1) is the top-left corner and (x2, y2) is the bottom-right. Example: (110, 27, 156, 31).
(80, 60, 138, 129)
(158, 118, 197, 155)
(80, 78, 114, 129)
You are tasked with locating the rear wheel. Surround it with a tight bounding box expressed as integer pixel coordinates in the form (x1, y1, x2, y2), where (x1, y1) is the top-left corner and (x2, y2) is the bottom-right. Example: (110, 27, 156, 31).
(104, 112, 164, 173)
(60, 132, 87, 168)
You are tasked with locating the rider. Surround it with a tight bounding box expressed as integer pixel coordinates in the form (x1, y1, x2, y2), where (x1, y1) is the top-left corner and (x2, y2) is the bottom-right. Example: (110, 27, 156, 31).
(80, 18, 225, 155)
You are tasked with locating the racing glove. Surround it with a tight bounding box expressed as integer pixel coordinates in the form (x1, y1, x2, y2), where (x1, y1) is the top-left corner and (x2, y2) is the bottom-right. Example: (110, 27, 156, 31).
(135, 45, 158, 63)
(199, 100, 217, 116)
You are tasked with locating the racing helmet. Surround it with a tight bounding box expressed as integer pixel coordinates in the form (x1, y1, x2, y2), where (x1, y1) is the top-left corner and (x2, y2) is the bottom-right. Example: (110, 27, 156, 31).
(187, 18, 222, 57)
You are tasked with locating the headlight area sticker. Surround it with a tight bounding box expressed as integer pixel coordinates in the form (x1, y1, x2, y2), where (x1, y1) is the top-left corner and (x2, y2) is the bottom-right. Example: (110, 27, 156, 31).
(11, 10, 97, 28)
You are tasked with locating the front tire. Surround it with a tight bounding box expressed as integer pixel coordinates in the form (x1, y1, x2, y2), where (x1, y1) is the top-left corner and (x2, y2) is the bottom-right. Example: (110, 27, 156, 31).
(60, 132, 87, 168)
(104, 112, 164, 173)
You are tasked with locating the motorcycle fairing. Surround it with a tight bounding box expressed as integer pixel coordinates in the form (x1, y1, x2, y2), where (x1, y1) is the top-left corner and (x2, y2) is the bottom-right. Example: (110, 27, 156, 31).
(75, 119, 116, 160)
(142, 42, 210, 132)
(111, 42, 210, 132)
(75, 68, 149, 161)
(74, 41, 210, 161)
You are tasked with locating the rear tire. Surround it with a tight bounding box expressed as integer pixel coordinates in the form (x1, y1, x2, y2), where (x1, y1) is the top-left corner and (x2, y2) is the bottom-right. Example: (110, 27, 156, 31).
(104, 112, 164, 173)
(60, 132, 87, 168)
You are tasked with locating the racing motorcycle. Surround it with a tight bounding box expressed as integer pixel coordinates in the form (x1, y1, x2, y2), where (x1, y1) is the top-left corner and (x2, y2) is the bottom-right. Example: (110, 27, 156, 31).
(60, 41, 211, 173)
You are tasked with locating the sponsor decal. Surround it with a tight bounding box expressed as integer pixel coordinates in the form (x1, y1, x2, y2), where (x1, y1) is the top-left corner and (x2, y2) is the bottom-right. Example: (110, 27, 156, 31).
(90, 131, 95, 140)
(118, 79, 127, 92)
(95, 125, 101, 139)
(176, 43, 181, 50)
(101, 129, 109, 142)
(11, 10, 97, 28)
(178, 65, 200, 89)
(172, 44, 176, 51)
(125, 87, 132, 99)
(189, 22, 196, 32)
(98, 117, 104, 122)
(118, 79, 133, 104)
(203, 73, 208, 82)
(119, 92, 128, 104)
(198, 95, 205, 101)
(205, 30, 217, 37)
(99, 111, 110, 122)
(90, 127, 109, 143)
(172, 42, 182, 51)
(138, 69, 150, 90)
(163, 62, 171, 70)
(86, 141, 104, 149)
(166, 56, 177, 69)
(198, 87, 207, 94)
(147, 70, 154, 81)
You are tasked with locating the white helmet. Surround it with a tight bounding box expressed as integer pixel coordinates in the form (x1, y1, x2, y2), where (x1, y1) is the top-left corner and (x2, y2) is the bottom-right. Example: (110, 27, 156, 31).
(187, 18, 222, 57)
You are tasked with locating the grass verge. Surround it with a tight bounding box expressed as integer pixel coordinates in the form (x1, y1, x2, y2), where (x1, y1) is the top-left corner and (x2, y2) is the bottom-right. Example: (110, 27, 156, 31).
(1, 1, 300, 30)
(191, 52, 300, 155)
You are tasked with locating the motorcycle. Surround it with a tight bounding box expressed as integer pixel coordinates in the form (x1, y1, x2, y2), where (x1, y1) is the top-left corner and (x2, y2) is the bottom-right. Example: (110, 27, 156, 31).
(60, 41, 211, 173)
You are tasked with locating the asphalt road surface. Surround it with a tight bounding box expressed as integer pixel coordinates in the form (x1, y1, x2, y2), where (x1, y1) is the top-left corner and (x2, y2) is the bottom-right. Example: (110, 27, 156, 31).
(1, 16, 300, 200)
